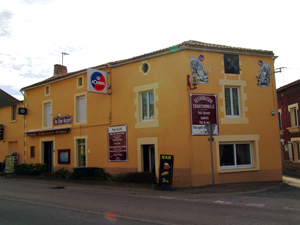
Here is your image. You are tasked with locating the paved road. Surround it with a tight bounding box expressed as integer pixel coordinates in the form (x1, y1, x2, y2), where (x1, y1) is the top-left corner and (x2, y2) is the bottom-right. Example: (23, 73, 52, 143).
(0, 175, 300, 224)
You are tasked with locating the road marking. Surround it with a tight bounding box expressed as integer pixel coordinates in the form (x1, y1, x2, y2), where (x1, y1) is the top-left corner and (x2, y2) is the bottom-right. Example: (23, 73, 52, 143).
(283, 207, 300, 211)
(246, 204, 265, 207)
(160, 196, 175, 199)
(214, 200, 232, 204)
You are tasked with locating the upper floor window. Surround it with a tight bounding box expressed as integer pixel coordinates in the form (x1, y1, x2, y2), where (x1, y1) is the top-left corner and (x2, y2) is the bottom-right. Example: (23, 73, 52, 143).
(278, 111, 282, 130)
(224, 54, 240, 74)
(141, 91, 154, 121)
(77, 76, 84, 89)
(45, 85, 50, 96)
(11, 105, 17, 121)
(291, 108, 298, 127)
(225, 87, 240, 117)
(44, 102, 52, 127)
(288, 103, 299, 127)
(77, 95, 86, 123)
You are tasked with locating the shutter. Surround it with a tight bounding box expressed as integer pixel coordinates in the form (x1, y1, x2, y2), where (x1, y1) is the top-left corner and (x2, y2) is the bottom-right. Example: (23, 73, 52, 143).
(45, 103, 51, 126)
(77, 96, 85, 122)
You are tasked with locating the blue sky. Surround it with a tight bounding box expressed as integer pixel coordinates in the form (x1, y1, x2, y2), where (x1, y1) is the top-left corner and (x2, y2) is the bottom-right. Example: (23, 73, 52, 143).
(1, 0, 299, 100)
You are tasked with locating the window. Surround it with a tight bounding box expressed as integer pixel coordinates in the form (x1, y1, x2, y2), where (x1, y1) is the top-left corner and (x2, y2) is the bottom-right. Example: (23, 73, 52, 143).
(77, 139, 86, 167)
(44, 102, 51, 127)
(30, 146, 35, 158)
(224, 54, 240, 74)
(141, 91, 154, 121)
(77, 96, 85, 122)
(142, 63, 149, 73)
(134, 83, 159, 129)
(77, 76, 84, 88)
(225, 87, 240, 116)
(11, 105, 17, 121)
(297, 142, 300, 161)
(219, 143, 252, 169)
(278, 111, 282, 130)
(45, 85, 50, 96)
(290, 107, 298, 127)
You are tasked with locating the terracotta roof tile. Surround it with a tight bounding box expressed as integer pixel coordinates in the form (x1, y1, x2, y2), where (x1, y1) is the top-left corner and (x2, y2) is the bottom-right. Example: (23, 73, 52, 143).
(20, 40, 274, 91)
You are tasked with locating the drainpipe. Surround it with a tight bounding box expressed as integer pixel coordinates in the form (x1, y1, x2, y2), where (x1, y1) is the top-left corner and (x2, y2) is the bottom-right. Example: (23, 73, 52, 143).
(20, 91, 25, 164)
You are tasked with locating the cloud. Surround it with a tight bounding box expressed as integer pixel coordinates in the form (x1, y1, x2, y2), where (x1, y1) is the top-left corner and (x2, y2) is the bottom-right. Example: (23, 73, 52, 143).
(0, 10, 13, 37)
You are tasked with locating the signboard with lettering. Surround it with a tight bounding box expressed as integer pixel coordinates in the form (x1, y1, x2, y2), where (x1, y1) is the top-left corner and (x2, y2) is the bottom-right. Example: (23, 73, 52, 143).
(5, 155, 15, 174)
(158, 154, 174, 186)
(26, 128, 70, 136)
(108, 125, 128, 162)
(87, 69, 108, 94)
(0, 124, 3, 141)
(190, 94, 219, 136)
(53, 116, 72, 125)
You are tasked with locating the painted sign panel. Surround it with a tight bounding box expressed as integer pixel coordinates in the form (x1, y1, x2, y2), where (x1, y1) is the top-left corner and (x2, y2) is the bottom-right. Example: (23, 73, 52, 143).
(108, 125, 128, 162)
(53, 116, 72, 125)
(257, 60, 271, 87)
(87, 69, 108, 94)
(190, 94, 219, 136)
(159, 154, 174, 186)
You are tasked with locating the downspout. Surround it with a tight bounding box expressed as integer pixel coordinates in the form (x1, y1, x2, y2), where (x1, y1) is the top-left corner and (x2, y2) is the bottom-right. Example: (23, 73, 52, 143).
(20, 90, 25, 163)
(272, 56, 283, 172)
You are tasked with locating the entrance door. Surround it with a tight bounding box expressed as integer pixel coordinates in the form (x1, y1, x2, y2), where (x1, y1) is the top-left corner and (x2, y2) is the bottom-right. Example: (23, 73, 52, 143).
(143, 145, 155, 174)
(44, 141, 53, 173)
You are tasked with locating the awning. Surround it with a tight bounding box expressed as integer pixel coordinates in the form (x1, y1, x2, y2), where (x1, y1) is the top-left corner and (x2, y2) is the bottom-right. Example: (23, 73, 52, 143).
(25, 126, 71, 136)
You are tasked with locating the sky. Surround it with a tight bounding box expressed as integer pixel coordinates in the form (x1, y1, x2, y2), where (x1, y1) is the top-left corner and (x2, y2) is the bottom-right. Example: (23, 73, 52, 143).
(0, 0, 299, 100)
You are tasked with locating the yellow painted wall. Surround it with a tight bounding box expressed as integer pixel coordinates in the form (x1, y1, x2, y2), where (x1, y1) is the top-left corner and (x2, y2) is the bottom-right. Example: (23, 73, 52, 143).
(23, 48, 282, 187)
(0, 103, 24, 164)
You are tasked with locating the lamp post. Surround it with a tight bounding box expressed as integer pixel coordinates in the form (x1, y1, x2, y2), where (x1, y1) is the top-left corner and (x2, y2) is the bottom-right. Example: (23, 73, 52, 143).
(205, 124, 216, 185)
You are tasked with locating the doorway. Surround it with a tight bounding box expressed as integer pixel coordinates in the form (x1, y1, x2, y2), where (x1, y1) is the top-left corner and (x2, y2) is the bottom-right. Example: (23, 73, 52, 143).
(43, 141, 53, 173)
(143, 145, 155, 174)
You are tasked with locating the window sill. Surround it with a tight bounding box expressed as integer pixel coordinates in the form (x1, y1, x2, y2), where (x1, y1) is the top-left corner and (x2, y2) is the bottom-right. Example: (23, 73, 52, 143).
(287, 126, 300, 133)
(219, 167, 258, 173)
(10, 120, 17, 123)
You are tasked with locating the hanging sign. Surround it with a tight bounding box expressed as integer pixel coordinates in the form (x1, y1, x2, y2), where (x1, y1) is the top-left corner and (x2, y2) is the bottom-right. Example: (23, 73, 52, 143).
(87, 69, 108, 94)
(108, 125, 128, 162)
(190, 94, 219, 136)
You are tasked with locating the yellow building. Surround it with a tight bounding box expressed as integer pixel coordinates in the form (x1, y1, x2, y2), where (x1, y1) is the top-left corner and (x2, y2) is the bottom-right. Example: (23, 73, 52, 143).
(0, 89, 24, 166)
(20, 41, 282, 187)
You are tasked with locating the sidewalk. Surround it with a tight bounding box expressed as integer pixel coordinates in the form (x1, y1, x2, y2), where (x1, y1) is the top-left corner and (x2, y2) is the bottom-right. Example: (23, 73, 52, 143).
(0, 173, 290, 195)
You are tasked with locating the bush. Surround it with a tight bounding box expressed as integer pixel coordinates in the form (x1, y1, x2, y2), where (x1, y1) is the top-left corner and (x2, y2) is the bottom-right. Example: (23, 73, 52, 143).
(112, 172, 157, 184)
(53, 168, 72, 178)
(15, 163, 47, 175)
(73, 167, 111, 181)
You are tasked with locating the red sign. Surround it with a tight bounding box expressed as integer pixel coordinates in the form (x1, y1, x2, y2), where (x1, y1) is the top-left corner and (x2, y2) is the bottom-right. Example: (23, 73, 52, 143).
(190, 94, 218, 136)
(108, 125, 128, 162)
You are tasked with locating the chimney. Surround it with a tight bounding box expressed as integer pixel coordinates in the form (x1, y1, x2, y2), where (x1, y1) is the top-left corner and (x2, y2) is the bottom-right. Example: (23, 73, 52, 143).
(53, 64, 67, 77)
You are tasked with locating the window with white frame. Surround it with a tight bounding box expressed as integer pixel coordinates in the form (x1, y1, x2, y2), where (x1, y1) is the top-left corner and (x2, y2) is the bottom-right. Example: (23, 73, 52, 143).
(77, 95, 85, 122)
(290, 107, 298, 127)
(225, 87, 240, 116)
(44, 102, 51, 127)
(141, 91, 154, 121)
(219, 143, 252, 169)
